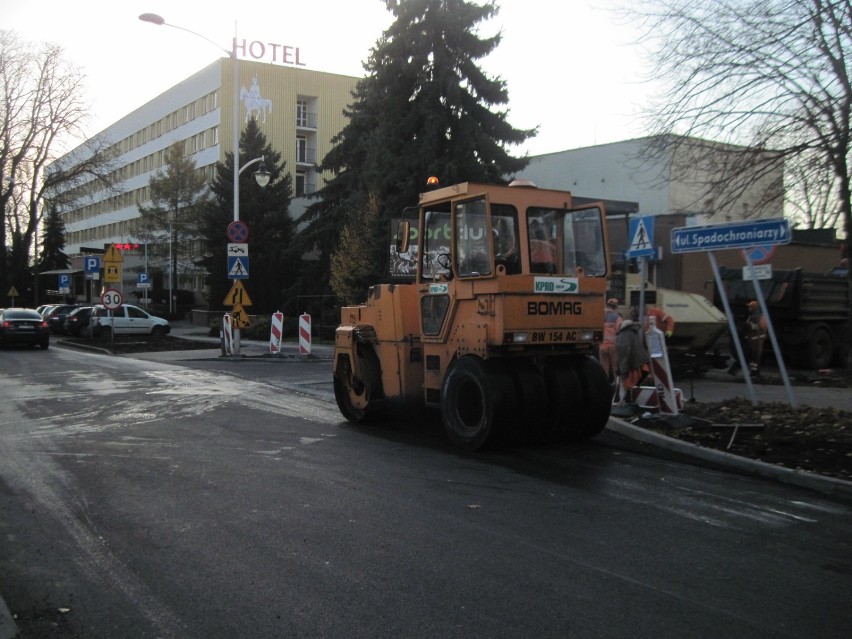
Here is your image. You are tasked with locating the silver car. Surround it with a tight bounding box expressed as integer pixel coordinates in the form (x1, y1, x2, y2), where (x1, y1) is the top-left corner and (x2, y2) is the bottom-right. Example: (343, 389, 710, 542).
(91, 304, 171, 337)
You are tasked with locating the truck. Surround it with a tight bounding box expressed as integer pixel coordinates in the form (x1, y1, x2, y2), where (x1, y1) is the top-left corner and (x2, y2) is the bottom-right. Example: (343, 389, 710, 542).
(610, 270, 728, 356)
(715, 266, 849, 369)
(333, 180, 613, 451)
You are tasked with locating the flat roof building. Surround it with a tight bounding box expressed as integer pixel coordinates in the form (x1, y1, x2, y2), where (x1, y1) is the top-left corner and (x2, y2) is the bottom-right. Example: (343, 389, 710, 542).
(48, 57, 357, 304)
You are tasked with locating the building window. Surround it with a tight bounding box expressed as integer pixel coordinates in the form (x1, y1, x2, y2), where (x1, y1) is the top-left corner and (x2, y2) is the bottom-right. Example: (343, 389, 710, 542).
(295, 171, 306, 197)
(296, 100, 308, 127)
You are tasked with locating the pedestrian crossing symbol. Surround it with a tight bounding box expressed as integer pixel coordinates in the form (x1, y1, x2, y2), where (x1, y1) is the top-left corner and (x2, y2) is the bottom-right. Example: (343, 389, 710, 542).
(227, 256, 250, 280)
(627, 216, 655, 258)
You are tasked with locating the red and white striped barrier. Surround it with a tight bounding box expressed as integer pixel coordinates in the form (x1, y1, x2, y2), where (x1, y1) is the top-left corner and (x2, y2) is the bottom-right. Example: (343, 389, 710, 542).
(630, 386, 685, 411)
(269, 311, 284, 353)
(299, 313, 312, 357)
(222, 313, 234, 356)
(645, 317, 680, 415)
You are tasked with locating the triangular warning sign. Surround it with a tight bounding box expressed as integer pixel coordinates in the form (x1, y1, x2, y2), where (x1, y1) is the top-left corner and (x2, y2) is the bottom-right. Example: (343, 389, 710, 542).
(103, 244, 124, 263)
(224, 280, 253, 307)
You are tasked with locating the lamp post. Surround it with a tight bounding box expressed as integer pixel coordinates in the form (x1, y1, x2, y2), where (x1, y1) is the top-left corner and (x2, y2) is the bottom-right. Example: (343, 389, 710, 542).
(140, 14, 271, 352)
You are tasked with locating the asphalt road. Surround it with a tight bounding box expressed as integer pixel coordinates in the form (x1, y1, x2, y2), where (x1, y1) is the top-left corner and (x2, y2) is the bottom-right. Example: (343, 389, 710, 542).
(1, 345, 851, 638)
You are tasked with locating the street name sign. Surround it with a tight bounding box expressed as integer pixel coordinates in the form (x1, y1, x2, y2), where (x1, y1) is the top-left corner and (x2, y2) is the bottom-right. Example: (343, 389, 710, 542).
(671, 217, 790, 253)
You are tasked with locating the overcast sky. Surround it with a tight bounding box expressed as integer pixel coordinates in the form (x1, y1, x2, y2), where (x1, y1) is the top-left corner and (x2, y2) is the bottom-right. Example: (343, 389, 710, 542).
(0, 0, 653, 157)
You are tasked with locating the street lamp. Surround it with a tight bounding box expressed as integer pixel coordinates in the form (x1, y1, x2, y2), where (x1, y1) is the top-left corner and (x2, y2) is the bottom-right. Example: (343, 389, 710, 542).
(140, 13, 272, 354)
(240, 156, 271, 187)
(139, 13, 242, 223)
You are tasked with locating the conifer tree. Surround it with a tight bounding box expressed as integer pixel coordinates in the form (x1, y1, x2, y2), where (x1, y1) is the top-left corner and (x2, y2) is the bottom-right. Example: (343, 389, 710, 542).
(199, 118, 295, 315)
(37, 203, 70, 272)
(298, 0, 535, 297)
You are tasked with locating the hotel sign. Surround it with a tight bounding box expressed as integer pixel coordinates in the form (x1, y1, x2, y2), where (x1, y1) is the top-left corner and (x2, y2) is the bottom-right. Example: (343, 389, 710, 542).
(233, 39, 306, 67)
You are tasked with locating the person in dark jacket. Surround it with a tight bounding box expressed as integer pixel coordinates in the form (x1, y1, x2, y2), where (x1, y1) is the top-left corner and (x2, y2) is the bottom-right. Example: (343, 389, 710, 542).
(615, 319, 650, 403)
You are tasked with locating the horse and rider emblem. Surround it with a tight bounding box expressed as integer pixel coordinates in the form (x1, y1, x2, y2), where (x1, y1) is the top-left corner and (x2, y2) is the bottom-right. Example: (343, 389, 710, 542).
(240, 75, 273, 123)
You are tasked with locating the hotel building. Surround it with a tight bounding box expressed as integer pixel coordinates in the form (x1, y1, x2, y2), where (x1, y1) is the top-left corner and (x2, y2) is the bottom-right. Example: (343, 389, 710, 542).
(49, 54, 358, 303)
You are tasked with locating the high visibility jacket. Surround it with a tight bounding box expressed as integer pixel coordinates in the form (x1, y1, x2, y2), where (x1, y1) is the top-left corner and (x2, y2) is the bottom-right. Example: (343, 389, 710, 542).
(644, 306, 674, 335)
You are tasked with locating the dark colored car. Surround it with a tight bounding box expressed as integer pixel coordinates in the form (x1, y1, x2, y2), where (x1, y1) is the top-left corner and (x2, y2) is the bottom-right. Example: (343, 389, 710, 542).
(0, 308, 50, 349)
(44, 304, 82, 334)
(64, 306, 94, 337)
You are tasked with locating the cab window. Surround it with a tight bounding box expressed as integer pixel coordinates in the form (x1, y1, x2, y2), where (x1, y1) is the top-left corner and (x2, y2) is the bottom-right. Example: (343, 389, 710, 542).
(455, 198, 491, 277)
(492, 204, 520, 274)
(421, 205, 451, 281)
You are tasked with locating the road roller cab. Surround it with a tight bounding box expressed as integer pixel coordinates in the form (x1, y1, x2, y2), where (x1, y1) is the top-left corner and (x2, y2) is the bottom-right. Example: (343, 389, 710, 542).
(333, 180, 613, 450)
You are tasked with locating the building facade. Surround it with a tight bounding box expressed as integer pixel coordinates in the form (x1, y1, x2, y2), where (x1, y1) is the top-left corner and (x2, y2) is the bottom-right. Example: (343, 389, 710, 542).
(521, 137, 841, 299)
(48, 57, 357, 305)
(522, 136, 784, 224)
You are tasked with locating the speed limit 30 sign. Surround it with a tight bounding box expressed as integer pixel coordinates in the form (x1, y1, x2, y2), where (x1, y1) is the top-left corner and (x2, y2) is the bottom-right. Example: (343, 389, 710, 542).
(100, 289, 124, 310)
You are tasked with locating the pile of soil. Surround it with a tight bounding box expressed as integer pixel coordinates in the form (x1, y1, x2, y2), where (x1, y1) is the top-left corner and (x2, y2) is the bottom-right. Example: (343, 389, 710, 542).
(635, 398, 852, 481)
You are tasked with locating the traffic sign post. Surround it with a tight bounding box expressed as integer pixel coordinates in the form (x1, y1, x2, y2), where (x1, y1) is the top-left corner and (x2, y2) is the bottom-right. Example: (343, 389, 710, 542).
(100, 289, 123, 347)
(227, 221, 249, 243)
(100, 289, 123, 310)
(625, 216, 657, 325)
(103, 244, 124, 285)
(626, 216, 655, 258)
(678, 217, 796, 408)
(225, 221, 251, 356)
(227, 256, 250, 279)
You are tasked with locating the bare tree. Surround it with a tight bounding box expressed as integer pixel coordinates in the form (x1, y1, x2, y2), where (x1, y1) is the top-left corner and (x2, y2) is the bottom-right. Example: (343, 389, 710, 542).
(626, 0, 851, 365)
(1, 30, 115, 304)
(626, 1, 850, 233)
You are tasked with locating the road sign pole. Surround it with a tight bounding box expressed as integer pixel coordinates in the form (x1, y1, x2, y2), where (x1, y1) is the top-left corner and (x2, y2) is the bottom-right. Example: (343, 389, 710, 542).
(742, 251, 796, 408)
(709, 251, 757, 405)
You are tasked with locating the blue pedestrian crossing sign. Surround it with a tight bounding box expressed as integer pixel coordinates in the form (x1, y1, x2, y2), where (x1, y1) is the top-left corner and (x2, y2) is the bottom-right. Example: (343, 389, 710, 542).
(227, 256, 250, 280)
(626, 216, 655, 258)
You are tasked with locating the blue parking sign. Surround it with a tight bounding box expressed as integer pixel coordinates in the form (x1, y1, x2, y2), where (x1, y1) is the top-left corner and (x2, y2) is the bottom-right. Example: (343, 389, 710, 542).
(137, 272, 151, 289)
(84, 256, 101, 273)
(58, 274, 70, 288)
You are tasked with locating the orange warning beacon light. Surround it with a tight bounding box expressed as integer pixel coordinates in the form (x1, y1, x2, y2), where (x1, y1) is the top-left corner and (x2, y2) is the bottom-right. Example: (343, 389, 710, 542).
(426, 176, 439, 187)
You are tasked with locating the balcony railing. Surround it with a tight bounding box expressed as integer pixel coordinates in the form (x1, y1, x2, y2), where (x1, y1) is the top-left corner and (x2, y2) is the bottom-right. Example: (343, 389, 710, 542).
(296, 112, 318, 129)
(296, 147, 317, 164)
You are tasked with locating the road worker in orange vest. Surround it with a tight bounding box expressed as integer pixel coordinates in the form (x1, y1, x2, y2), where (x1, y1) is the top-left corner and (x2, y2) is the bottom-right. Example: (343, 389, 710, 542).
(599, 298, 623, 382)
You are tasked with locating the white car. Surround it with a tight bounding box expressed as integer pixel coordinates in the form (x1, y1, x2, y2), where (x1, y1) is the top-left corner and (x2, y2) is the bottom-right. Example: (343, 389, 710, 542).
(92, 304, 170, 337)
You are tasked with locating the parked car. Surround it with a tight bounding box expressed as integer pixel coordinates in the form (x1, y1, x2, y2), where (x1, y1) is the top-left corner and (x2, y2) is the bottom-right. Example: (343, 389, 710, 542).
(37, 304, 58, 317)
(44, 304, 82, 334)
(63, 306, 94, 337)
(92, 304, 171, 337)
(0, 308, 50, 349)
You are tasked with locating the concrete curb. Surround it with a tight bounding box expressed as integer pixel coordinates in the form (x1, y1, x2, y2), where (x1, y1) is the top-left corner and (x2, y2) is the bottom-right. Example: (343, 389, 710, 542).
(606, 416, 852, 500)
